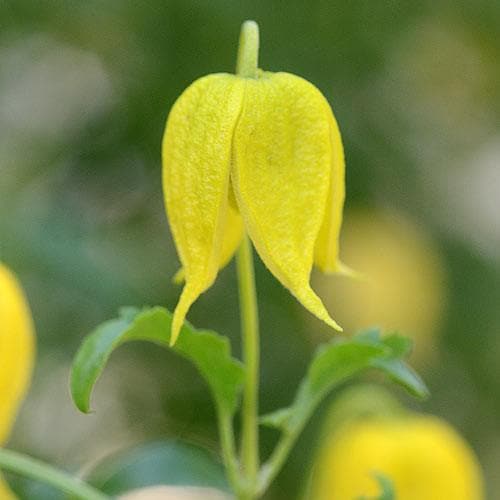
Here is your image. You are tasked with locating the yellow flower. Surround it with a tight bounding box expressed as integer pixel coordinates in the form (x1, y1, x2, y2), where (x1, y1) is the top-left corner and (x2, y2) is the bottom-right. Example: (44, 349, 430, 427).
(311, 414, 484, 500)
(162, 47, 347, 344)
(0, 263, 35, 500)
(315, 209, 446, 363)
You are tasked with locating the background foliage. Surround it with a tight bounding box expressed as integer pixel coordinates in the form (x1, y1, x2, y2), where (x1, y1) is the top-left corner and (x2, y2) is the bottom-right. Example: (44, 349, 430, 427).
(1, 1, 499, 498)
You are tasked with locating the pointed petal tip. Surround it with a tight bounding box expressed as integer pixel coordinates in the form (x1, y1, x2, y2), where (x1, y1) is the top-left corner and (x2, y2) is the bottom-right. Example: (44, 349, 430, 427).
(170, 282, 202, 347)
(294, 282, 343, 333)
(312, 304, 343, 332)
(336, 261, 366, 282)
(169, 331, 178, 347)
(324, 315, 343, 332)
(318, 261, 366, 282)
(172, 268, 185, 285)
(170, 311, 182, 346)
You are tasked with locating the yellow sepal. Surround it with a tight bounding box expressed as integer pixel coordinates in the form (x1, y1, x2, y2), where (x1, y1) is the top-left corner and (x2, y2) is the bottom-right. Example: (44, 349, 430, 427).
(314, 109, 346, 273)
(172, 202, 243, 285)
(232, 72, 341, 331)
(162, 74, 245, 344)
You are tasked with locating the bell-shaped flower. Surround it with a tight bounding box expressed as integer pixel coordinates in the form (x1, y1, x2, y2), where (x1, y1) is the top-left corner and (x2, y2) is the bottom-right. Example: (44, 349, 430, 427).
(0, 263, 35, 499)
(162, 68, 347, 344)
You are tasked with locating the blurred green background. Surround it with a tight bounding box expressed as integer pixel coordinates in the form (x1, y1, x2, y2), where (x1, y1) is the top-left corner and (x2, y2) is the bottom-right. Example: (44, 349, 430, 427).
(1, 0, 499, 498)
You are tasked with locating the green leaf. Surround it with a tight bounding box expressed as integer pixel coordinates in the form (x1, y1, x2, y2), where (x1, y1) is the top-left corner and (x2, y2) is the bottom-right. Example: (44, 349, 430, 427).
(85, 440, 229, 496)
(260, 330, 427, 432)
(374, 473, 396, 500)
(358, 473, 396, 500)
(379, 334, 413, 358)
(70, 306, 245, 417)
(370, 357, 427, 398)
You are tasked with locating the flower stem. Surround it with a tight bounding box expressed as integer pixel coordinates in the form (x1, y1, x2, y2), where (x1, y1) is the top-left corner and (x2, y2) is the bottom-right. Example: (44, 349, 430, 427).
(234, 20, 261, 499)
(218, 412, 241, 494)
(236, 234, 260, 498)
(236, 20, 259, 78)
(0, 448, 109, 500)
(258, 429, 302, 496)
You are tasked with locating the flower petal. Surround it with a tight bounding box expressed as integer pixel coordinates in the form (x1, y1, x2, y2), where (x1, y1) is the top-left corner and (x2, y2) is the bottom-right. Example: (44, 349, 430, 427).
(0, 264, 35, 444)
(232, 72, 341, 330)
(162, 74, 245, 344)
(216, 201, 244, 270)
(314, 110, 346, 273)
(172, 202, 243, 284)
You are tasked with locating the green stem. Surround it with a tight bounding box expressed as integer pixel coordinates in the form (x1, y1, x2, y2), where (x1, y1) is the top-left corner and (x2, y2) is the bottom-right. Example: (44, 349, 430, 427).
(258, 429, 301, 496)
(236, 234, 260, 498)
(236, 20, 259, 78)
(234, 20, 261, 500)
(218, 412, 242, 495)
(0, 448, 109, 500)
(258, 407, 317, 495)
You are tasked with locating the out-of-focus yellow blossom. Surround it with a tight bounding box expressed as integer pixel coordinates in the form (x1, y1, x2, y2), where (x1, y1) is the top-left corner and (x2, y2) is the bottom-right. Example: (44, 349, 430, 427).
(162, 35, 349, 344)
(0, 480, 15, 500)
(311, 413, 483, 500)
(0, 264, 35, 500)
(315, 209, 446, 362)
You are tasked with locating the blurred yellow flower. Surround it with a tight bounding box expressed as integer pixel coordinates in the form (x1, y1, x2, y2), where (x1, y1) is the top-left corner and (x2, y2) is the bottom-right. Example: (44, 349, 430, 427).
(311, 414, 483, 500)
(162, 69, 348, 344)
(315, 209, 446, 362)
(0, 263, 35, 500)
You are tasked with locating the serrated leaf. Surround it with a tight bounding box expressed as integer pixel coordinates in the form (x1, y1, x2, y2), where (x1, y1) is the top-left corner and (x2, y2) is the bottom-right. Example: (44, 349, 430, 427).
(260, 329, 427, 432)
(70, 307, 244, 417)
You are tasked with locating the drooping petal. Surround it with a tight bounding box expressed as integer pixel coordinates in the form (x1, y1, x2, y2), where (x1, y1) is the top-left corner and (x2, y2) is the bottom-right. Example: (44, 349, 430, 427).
(162, 74, 245, 344)
(172, 201, 243, 284)
(232, 72, 341, 330)
(0, 264, 35, 444)
(314, 110, 346, 273)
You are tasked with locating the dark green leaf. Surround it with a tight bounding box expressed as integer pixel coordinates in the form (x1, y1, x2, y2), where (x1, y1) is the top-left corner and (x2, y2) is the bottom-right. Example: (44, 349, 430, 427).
(85, 440, 229, 495)
(70, 306, 244, 416)
(260, 330, 427, 432)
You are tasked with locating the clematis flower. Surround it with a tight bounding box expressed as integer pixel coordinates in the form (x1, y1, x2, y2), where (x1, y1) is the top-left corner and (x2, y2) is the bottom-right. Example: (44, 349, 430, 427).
(311, 388, 484, 500)
(0, 263, 35, 500)
(162, 53, 348, 344)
